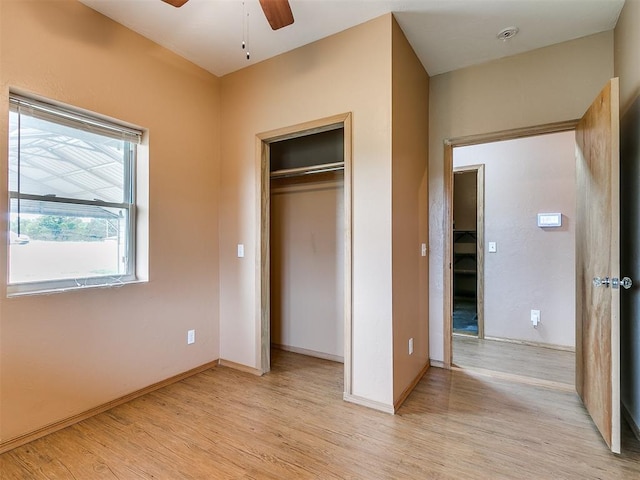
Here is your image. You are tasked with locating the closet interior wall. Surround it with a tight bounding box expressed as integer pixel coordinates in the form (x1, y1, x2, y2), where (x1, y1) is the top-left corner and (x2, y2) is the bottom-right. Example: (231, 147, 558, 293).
(269, 129, 345, 362)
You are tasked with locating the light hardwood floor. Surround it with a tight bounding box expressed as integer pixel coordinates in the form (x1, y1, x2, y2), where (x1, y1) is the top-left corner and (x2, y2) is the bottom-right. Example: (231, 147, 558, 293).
(453, 335, 575, 386)
(2, 350, 640, 479)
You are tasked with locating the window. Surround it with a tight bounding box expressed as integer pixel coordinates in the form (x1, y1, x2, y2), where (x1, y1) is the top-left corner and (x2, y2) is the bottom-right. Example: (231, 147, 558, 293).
(8, 94, 142, 295)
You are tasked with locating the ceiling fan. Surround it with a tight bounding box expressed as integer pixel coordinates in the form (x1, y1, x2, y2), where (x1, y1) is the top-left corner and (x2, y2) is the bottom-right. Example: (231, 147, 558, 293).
(161, 0, 294, 30)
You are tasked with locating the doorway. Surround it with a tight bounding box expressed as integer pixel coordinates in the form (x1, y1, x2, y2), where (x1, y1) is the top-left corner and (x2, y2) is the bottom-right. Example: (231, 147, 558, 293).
(269, 131, 345, 363)
(443, 80, 624, 454)
(444, 123, 578, 387)
(257, 113, 352, 395)
(452, 165, 484, 338)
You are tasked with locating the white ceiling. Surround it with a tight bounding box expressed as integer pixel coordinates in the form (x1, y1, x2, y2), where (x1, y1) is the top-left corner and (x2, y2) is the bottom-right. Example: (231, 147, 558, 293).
(79, 0, 625, 77)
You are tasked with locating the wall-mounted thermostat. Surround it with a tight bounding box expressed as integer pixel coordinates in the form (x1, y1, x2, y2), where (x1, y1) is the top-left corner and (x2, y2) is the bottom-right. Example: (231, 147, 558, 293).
(537, 213, 562, 227)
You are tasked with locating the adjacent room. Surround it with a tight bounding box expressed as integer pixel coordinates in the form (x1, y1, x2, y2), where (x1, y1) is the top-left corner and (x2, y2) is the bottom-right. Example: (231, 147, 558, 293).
(1, 0, 640, 477)
(451, 131, 576, 388)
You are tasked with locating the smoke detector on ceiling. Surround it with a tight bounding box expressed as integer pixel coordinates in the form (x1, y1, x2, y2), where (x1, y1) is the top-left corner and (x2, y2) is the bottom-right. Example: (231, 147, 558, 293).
(497, 27, 519, 41)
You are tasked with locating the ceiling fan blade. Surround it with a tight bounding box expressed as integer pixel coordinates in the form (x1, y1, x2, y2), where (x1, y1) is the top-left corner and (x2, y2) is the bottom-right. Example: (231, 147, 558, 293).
(161, 0, 189, 7)
(259, 0, 294, 30)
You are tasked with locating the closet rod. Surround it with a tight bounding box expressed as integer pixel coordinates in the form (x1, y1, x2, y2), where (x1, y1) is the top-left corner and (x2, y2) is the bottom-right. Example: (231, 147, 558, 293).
(270, 161, 344, 179)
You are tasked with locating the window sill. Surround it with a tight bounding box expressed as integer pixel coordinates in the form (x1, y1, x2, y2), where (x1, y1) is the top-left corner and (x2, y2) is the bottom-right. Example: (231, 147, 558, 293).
(7, 277, 147, 298)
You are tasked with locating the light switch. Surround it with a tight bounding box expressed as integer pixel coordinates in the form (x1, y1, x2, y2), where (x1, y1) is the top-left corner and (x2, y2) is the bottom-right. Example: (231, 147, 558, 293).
(237, 244, 244, 258)
(488, 242, 497, 253)
(531, 310, 540, 328)
(421, 243, 427, 257)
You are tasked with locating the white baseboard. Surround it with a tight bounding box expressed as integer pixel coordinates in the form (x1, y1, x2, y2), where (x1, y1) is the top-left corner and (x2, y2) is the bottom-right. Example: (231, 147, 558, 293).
(218, 359, 263, 376)
(343, 393, 395, 414)
(272, 343, 344, 363)
(429, 359, 446, 368)
(483, 336, 575, 352)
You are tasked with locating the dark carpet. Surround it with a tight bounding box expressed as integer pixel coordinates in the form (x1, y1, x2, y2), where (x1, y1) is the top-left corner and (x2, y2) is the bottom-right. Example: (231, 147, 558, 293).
(453, 298, 478, 335)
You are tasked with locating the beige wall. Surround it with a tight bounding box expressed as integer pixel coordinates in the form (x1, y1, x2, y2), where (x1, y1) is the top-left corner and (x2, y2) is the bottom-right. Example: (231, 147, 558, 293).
(220, 15, 396, 407)
(270, 174, 344, 361)
(454, 132, 576, 347)
(391, 19, 430, 403)
(0, 1, 220, 442)
(615, 0, 640, 114)
(429, 31, 614, 362)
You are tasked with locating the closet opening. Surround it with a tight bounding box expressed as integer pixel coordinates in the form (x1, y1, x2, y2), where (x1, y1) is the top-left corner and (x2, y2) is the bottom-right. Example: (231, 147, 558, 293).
(257, 113, 352, 396)
(452, 166, 484, 339)
(270, 129, 344, 363)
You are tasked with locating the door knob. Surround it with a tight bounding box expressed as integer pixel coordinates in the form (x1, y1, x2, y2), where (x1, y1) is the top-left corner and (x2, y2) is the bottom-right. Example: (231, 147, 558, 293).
(593, 276, 633, 289)
(613, 277, 633, 289)
(593, 277, 610, 288)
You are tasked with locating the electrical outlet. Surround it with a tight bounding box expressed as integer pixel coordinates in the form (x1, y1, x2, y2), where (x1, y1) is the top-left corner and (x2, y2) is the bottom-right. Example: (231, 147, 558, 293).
(409, 337, 414, 355)
(187, 329, 195, 345)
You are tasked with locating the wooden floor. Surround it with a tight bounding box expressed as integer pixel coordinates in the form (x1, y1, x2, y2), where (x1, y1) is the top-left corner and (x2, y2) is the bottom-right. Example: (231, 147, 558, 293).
(2, 350, 640, 479)
(453, 335, 575, 387)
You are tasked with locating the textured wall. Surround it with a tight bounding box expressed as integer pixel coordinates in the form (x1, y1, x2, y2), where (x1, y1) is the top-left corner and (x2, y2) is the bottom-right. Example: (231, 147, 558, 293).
(454, 132, 576, 347)
(220, 15, 395, 406)
(429, 31, 614, 362)
(0, 0, 221, 442)
(270, 174, 344, 361)
(390, 18, 430, 403)
(615, 0, 640, 114)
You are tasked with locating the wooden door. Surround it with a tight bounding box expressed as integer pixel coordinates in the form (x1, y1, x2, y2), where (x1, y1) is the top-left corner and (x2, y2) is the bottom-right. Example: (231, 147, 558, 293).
(575, 78, 620, 453)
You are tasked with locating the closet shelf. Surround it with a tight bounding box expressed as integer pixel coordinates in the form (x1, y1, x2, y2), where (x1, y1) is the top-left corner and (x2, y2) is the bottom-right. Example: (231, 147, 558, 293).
(453, 230, 477, 281)
(455, 268, 477, 275)
(270, 162, 344, 179)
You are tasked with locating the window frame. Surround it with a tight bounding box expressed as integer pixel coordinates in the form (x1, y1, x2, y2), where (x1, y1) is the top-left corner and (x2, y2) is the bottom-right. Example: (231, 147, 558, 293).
(7, 93, 142, 296)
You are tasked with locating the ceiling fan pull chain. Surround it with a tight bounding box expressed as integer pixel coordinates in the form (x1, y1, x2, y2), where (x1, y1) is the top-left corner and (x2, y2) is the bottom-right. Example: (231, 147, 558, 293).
(242, 1, 250, 60)
(246, 6, 250, 60)
(242, 2, 245, 50)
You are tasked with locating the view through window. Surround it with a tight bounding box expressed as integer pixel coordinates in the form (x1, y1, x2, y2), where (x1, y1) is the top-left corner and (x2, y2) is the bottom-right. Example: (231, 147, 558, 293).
(8, 94, 141, 293)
